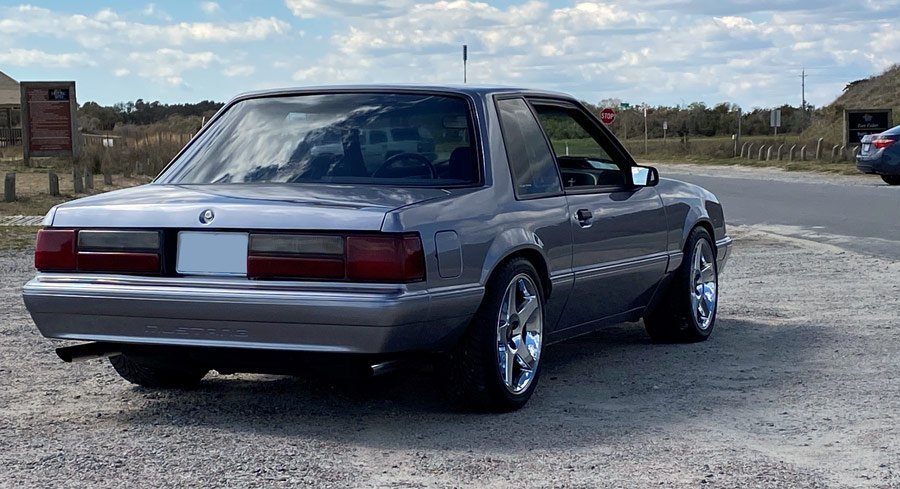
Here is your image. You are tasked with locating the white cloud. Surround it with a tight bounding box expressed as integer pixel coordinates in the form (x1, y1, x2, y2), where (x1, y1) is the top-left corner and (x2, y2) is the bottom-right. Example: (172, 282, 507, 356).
(200, 2, 221, 15)
(284, 0, 413, 18)
(0, 6, 290, 47)
(0, 48, 93, 67)
(222, 65, 255, 77)
(113, 68, 131, 77)
(128, 49, 220, 85)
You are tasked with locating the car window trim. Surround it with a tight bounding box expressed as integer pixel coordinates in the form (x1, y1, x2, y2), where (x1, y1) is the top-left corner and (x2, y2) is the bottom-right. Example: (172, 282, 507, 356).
(155, 89, 487, 190)
(493, 94, 566, 201)
(526, 97, 638, 192)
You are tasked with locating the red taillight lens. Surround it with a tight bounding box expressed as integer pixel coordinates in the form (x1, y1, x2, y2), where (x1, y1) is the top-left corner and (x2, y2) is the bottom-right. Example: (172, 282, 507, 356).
(35, 229, 161, 273)
(247, 233, 424, 283)
(248, 256, 345, 279)
(873, 137, 896, 150)
(77, 252, 160, 273)
(35, 229, 77, 271)
(346, 235, 425, 282)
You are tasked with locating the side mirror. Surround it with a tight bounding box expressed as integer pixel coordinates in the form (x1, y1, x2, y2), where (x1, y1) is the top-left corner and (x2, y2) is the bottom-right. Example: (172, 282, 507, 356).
(631, 165, 659, 187)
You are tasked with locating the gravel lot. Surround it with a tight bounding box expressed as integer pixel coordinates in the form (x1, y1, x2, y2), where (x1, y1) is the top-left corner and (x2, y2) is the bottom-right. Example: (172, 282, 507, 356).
(1, 225, 898, 488)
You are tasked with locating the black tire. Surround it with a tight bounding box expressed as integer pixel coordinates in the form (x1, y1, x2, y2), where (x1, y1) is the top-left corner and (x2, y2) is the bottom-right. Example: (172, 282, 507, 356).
(446, 258, 545, 412)
(109, 354, 208, 389)
(881, 175, 900, 185)
(644, 227, 718, 343)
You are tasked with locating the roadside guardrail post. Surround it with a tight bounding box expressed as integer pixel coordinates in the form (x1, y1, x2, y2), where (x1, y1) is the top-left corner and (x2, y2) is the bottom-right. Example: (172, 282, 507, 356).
(3, 173, 15, 203)
(766, 146, 774, 161)
(740, 142, 749, 158)
(800, 145, 807, 161)
(73, 168, 84, 194)
(777, 144, 785, 160)
(49, 172, 60, 197)
(816, 138, 824, 160)
(831, 144, 840, 162)
(789, 145, 797, 161)
(746, 143, 755, 160)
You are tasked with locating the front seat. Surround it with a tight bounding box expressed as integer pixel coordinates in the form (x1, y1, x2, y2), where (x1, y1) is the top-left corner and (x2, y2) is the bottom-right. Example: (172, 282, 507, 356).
(446, 146, 476, 181)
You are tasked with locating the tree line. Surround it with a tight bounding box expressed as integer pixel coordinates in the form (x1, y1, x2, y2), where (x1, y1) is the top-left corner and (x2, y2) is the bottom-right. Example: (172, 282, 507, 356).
(76, 96, 813, 140)
(77, 99, 224, 133)
(582, 100, 814, 140)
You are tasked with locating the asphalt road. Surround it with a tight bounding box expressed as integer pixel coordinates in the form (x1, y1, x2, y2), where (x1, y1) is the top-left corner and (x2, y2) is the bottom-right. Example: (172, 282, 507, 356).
(660, 165, 900, 258)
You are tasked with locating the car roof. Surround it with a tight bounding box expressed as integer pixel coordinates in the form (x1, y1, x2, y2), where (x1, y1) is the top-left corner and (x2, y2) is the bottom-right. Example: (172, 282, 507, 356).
(229, 84, 574, 103)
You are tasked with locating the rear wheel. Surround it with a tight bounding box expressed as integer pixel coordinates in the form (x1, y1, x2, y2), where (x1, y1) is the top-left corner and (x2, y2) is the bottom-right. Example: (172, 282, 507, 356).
(644, 227, 718, 343)
(446, 258, 545, 412)
(881, 175, 900, 185)
(110, 354, 208, 389)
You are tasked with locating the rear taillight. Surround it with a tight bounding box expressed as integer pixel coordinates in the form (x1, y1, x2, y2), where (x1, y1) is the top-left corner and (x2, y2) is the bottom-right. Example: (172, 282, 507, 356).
(247, 233, 425, 283)
(347, 235, 424, 282)
(248, 234, 345, 280)
(35, 230, 76, 271)
(35, 229, 161, 273)
(873, 137, 896, 150)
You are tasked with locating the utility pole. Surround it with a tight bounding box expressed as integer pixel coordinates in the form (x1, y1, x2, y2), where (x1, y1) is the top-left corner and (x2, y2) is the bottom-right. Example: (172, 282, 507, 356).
(800, 68, 807, 112)
(463, 45, 468, 84)
(643, 103, 648, 154)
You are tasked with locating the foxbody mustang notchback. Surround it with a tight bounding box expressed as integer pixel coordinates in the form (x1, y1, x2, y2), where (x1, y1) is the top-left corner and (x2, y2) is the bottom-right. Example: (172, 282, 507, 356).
(24, 85, 732, 411)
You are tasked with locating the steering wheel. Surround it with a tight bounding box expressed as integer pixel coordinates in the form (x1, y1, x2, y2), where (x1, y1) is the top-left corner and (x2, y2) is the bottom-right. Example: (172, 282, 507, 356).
(372, 152, 436, 179)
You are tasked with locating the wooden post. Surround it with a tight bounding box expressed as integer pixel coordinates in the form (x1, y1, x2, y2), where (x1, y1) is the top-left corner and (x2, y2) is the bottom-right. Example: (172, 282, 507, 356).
(73, 168, 84, 194)
(84, 168, 94, 190)
(103, 172, 113, 186)
(49, 172, 60, 196)
(3, 173, 15, 202)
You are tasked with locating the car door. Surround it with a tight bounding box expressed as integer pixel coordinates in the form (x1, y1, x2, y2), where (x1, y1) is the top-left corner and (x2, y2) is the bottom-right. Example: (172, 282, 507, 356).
(528, 99, 669, 332)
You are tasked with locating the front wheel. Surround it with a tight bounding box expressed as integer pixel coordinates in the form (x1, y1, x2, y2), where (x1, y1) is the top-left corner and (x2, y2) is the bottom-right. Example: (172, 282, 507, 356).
(644, 227, 718, 343)
(446, 258, 545, 412)
(881, 175, 900, 185)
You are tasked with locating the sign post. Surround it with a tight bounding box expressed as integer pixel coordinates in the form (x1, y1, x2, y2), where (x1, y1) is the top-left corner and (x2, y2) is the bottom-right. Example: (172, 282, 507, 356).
(20, 81, 79, 167)
(770, 109, 782, 137)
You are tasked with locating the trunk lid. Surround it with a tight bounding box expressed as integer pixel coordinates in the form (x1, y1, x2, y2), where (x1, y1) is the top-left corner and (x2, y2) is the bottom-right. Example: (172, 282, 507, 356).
(50, 183, 451, 231)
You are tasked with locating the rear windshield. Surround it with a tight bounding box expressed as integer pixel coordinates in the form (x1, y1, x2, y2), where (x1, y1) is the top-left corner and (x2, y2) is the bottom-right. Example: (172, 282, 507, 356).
(160, 93, 478, 186)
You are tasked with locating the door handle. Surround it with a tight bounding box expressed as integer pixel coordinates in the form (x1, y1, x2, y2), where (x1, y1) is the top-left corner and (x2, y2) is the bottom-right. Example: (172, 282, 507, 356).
(575, 209, 593, 227)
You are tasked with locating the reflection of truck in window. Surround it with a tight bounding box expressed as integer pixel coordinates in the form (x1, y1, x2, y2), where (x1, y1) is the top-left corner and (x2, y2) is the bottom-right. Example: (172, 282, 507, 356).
(310, 127, 437, 173)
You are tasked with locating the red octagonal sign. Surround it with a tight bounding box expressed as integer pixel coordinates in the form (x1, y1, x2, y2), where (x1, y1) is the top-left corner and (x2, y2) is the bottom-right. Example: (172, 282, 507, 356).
(600, 107, 616, 125)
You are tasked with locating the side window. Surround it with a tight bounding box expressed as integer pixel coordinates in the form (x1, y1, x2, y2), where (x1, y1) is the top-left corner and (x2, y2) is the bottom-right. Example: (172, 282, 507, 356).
(531, 104, 627, 189)
(496, 98, 562, 198)
(369, 130, 387, 144)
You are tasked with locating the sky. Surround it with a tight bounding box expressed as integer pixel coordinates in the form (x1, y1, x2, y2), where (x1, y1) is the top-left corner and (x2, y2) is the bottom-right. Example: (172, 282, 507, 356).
(1, 0, 898, 109)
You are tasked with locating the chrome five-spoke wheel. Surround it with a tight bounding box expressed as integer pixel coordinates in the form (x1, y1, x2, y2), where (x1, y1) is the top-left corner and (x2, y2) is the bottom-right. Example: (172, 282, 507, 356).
(496, 273, 543, 394)
(691, 239, 717, 330)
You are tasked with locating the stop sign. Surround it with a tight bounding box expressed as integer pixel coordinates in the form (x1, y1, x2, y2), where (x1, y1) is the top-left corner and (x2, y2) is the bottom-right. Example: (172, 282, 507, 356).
(600, 107, 616, 125)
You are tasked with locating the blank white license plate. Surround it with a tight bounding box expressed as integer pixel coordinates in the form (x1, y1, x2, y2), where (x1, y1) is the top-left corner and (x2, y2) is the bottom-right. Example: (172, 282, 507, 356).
(177, 232, 249, 276)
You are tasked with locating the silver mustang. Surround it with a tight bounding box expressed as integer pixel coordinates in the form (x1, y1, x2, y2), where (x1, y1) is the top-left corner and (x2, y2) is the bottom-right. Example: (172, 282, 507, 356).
(23, 85, 732, 411)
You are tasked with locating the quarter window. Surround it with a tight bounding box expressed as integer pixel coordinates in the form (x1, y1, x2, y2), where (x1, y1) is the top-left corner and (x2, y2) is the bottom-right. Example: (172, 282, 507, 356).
(496, 98, 562, 198)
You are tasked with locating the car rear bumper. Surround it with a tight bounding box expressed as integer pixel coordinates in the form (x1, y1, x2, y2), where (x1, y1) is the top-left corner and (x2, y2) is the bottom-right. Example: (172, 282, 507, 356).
(23, 274, 483, 354)
(857, 152, 899, 175)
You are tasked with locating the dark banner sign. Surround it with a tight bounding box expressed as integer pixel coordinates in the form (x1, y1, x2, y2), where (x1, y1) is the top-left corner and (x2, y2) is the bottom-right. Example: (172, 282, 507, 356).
(845, 109, 893, 145)
(21, 81, 79, 162)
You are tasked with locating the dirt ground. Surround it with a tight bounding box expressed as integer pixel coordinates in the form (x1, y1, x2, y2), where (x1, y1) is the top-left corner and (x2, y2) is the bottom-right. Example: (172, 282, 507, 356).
(0, 225, 898, 488)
